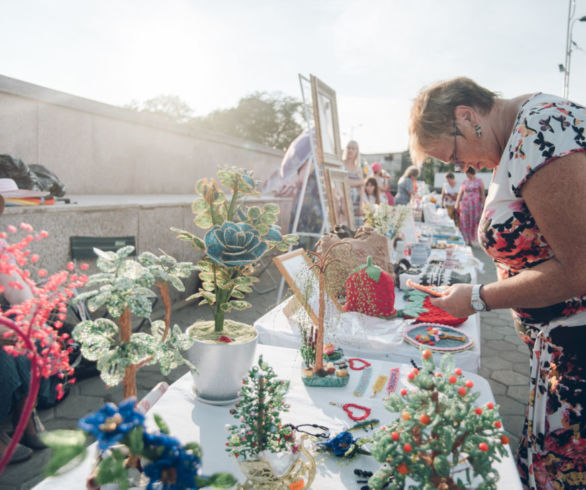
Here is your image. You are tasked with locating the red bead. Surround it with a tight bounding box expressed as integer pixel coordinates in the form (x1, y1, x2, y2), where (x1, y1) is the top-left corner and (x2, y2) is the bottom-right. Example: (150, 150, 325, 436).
(501, 435, 510, 445)
(448, 375, 458, 384)
(397, 463, 409, 475)
(420, 414, 430, 425)
(403, 443, 412, 453)
(465, 380, 474, 388)
(400, 388, 407, 396)
(478, 442, 489, 452)
(475, 407, 483, 415)
(486, 402, 494, 409)
(458, 387, 467, 396)
(422, 350, 432, 360)
(391, 431, 400, 441)
(454, 368, 462, 375)
(494, 421, 502, 428)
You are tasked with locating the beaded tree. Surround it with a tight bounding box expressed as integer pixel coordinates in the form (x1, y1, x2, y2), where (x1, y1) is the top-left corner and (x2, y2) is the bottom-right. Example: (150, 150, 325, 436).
(72, 247, 196, 398)
(0, 223, 88, 474)
(225, 356, 295, 461)
(368, 350, 509, 490)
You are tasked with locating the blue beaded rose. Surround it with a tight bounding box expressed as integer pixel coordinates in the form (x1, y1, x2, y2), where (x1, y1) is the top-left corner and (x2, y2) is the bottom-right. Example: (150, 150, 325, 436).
(205, 222, 268, 267)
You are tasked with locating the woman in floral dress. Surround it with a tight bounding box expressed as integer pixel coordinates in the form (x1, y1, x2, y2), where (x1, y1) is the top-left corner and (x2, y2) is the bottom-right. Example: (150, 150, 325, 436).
(408, 77, 586, 489)
(455, 167, 484, 245)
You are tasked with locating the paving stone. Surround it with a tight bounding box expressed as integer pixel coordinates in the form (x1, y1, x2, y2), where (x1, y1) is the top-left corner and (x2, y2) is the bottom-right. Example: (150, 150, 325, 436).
(504, 334, 524, 346)
(508, 385, 530, 404)
(492, 369, 530, 386)
(517, 343, 531, 355)
(488, 379, 507, 396)
(498, 349, 528, 363)
(512, 362, 530, 376)
(478, 366, 491, 379)
(502, 414, 526, 439)
(55, 393, 105, 420)
(481, 328, 505, 341)
(484, 339, 518, 352)
(481, 356, 513, 372)
(495, 396, 526, 416)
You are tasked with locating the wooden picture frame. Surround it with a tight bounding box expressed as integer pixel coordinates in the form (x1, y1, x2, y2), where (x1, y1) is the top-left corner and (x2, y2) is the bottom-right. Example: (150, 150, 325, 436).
(310, 75, 343, 169)
(273, 248, 342, 325)
(325, 168, 355, 230)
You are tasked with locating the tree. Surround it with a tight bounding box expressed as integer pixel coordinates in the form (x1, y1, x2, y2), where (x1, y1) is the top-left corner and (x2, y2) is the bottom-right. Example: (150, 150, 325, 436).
(125, 95, 194, 124)
(196, 91, 304, 150)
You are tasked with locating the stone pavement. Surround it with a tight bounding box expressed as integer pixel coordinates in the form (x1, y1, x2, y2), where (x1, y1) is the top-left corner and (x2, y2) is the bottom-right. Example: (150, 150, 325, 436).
(0, 251, 529, 489)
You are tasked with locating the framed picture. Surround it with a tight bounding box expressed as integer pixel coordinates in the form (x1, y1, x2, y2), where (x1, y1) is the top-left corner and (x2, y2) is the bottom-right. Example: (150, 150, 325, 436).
(273, 248, 342, 325)
(310, 75, 342, 168)
(325, 167, 355, 230)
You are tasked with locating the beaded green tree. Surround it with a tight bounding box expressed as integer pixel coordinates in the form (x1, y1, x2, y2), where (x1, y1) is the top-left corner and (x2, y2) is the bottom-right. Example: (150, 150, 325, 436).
(225, 356, 295, 461)
(368, 350, 510, 490)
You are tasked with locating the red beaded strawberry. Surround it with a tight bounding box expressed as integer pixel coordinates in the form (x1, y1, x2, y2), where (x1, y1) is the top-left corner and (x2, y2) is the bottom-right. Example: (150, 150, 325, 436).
(343, 256, 396, 317)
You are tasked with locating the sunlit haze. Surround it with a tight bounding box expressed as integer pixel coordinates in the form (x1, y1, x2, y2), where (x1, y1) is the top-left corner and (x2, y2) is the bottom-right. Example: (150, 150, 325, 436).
(1, 0, 584, 153)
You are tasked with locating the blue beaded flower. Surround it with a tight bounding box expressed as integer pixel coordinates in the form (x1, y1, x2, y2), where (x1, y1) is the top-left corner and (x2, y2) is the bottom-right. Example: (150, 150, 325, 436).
(319, 431, 359, 458)
(264, 225, 282, 242)
(143, 433, 202, 490)
(205, 222, 267, 267)
(78, 397, 144, 451)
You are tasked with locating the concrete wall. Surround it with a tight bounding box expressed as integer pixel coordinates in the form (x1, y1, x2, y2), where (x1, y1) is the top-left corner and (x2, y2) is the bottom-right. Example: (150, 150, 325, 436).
(0, 74, 284, 195)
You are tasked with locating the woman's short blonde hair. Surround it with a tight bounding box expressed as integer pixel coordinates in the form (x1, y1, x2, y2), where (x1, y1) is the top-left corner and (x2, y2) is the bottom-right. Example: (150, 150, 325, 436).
(401, 165, 420, 180)
(409, 77, 497, 165)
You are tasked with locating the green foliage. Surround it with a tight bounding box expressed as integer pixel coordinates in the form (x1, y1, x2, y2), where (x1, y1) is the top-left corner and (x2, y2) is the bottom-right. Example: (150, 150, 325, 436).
(174, 167, 297, 333)
(196, 91, 303, 150)
(41, 430, 87, 476)
(226, 356, 295, 460)
(125, 94, 194, 124)
(369, 351, 509, 490)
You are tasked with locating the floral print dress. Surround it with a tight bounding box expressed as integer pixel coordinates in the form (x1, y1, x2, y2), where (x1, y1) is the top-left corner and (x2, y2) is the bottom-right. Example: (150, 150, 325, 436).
(459, 177, 483, 244)
(478, 94, 586, 489)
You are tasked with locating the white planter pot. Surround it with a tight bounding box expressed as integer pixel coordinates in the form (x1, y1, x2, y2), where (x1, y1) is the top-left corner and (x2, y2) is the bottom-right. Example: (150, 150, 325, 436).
(186, 321, 258, 405)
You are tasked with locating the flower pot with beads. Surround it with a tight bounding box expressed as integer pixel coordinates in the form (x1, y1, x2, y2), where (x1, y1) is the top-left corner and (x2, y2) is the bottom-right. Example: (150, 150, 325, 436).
(173, 167, 298, 404)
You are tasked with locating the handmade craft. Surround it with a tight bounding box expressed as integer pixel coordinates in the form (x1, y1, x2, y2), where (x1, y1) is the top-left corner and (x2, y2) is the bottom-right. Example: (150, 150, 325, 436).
(399, 289, 467, 326)
(385, 368, 401, 395)
(41, 398, 236, 489)
(343, 256, 396, 318)
(406, 279, 448, 297)
(353, 366, 373, 397)
(316, 226, 393, 298)
(329, 402, 372, 422)
(368, 350, 509, 489)
(226, 356, 316, 489)
(300, 243, 350, 388)
(318, 430, 371, 458)
(404, 324, 473, 352)
(370, 375, 388, 398)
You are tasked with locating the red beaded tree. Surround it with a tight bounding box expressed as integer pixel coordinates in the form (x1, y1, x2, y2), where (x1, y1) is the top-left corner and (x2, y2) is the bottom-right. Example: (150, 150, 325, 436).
(0, 223, 88, 474)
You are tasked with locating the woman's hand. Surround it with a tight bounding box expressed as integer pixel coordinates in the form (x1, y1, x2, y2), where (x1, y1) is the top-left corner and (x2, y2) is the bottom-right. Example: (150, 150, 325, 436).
(430, 283, 475, 317)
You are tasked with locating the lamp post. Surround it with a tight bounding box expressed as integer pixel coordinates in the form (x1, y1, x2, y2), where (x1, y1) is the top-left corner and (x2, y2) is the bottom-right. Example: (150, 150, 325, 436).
(560, 0, 586, 98)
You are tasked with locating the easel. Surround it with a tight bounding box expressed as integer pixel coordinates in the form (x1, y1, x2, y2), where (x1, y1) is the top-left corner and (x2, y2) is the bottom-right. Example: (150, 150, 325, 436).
(276, 74, 331, 304)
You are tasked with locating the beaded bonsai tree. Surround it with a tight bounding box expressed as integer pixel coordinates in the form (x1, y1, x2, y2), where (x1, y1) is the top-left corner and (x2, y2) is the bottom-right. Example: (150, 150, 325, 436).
(225, 356, 315, 488)
(0, 223, 88, 474)
(225, 356, 295, 461)
(72, 246, 196, 398)
(172, 167, 297, 341)
(41, 397, 237, 489)
(368, 350, 510, 490)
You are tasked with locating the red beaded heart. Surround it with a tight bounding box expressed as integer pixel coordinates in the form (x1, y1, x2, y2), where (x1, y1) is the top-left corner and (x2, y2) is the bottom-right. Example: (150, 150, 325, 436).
(343, 403, 372, 421)
(348, 358, 371, 371)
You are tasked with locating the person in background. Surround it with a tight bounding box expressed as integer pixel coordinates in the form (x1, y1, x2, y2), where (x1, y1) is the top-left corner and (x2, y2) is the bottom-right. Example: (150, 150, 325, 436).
(454, 167, 484, 246)
(441, 172, 459, 226)
(394, 165, 419, 205)
(372, 162, 394, 205)
(408, 76, 586, 489)
(362, 177, 380, 211)
(343, 140, 364, 223)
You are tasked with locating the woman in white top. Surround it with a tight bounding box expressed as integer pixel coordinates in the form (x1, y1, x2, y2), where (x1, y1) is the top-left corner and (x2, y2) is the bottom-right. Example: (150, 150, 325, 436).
(362, 177, 380, 210)
(441, 172, 459, 226)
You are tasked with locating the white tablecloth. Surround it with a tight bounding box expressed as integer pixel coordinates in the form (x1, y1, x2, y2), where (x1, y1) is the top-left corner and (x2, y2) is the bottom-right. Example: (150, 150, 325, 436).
(255, 297, 481, 373)
(35, 345, 521, 489)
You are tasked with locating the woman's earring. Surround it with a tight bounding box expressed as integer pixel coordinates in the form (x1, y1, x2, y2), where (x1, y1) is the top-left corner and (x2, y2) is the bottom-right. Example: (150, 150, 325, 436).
(474, 124, 483, 137)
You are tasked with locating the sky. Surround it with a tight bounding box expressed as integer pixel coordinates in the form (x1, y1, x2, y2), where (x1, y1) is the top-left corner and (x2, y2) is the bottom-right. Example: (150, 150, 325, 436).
(1, 0, 586, 153)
